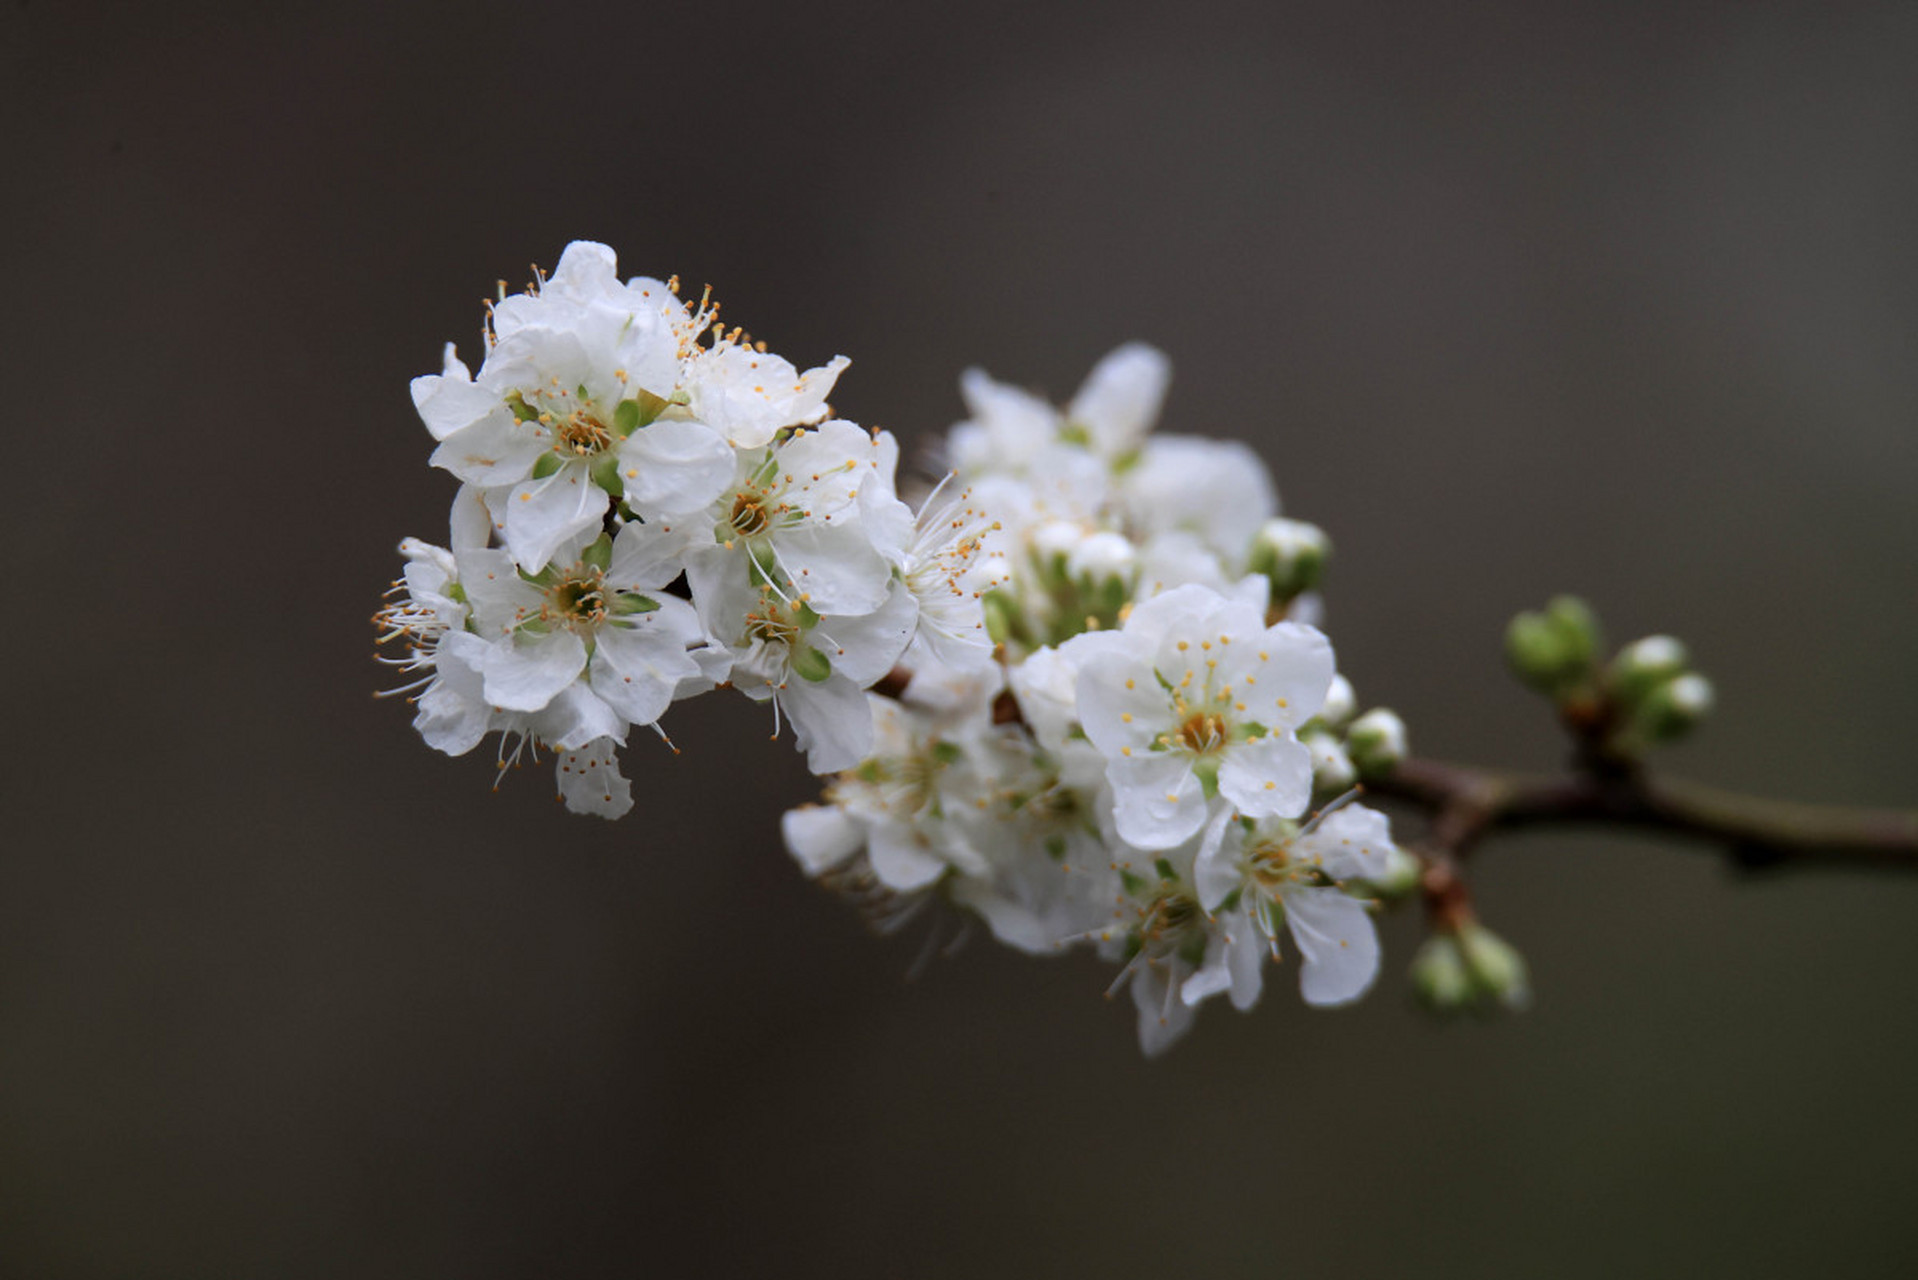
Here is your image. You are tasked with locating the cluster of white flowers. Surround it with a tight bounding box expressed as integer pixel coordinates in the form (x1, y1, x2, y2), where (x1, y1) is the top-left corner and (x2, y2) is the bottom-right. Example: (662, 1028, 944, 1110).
(378, 243, 1412, 1053)
(784, 348, 1417, 1053)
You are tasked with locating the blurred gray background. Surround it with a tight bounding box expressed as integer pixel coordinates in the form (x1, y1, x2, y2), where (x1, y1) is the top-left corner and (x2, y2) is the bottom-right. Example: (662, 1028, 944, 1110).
(6, 1, 1916, 1275)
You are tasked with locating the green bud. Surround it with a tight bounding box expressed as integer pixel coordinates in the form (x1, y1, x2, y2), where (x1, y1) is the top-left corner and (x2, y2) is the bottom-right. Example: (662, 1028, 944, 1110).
(1636, 672, 1713, 744)
(1457, 922, 1531, 1011)
(1246, 518, 1330, 602)
(1359, 846, 1423, 900)
(1346, 708, 1408, 778)
(1410, 935, 1474, 1013)
(791, 644, 833, 684)
(1505, 595, 1601, 695)
(1609, 635, 1690, 705)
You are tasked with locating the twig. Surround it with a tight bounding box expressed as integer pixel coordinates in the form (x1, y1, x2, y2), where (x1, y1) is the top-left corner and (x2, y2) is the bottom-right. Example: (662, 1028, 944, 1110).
(1367, 758, 1918, 874)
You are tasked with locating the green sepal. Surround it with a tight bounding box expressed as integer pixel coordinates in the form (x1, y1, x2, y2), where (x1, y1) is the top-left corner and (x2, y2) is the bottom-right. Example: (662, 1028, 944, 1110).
(1111, 447, 1143, 475)
(613, 593, 660, 616)
(930, 740, 964, 765)
(792, 644, 833, 684)
(795, 601, 822, 629)
(1239, 720, 1270, 740)
(589, 453, 624, 498)
(629, 389, 669, 429)
(982, 589, 1018, 646)
(613, 398, 642, 437)
(1218, 887, 1243, 913)
(505, 391, 541, 422)
(1192, 756, 1220, 798)
(1118, 868, 1147, 896)
(530, 451, 564, 480)
(854, 759, 886, 784)
(445, 581, 468, 605)
(1177, 931, 1209, 967)
(1153, 857, 1178, 883)
(1057, 421, 1092, 448)
(1043, 835, 1067, 860)
(580, 534, 614, 572)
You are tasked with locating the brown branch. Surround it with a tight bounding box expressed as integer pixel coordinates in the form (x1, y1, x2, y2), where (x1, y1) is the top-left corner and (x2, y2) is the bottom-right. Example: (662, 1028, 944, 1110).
(1367, 757, 1918, 874)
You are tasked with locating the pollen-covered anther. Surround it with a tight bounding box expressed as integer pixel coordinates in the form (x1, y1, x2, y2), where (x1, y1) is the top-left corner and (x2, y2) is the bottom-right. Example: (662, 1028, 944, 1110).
(1177, 712, 1228, 753)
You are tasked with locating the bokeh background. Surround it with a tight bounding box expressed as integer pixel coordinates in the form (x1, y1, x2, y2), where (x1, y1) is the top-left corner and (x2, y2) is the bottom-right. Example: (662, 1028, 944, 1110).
(6, 1, 1917, 1275)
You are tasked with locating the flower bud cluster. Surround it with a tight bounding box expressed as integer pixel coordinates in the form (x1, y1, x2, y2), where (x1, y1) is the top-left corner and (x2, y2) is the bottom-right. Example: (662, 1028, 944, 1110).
(377, 243, 992, 816)
(1504, 595, 1714, 756)
(783, 348, 1408, 1054)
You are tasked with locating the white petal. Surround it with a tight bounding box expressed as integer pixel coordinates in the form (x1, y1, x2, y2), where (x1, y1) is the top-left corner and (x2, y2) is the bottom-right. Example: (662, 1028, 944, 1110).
(769, 519, 894, 616)
(1285, 888, 1382, 1007)
(1180, 933, 1233, 1007)
(867, 821, 948, 892)
(412, 632, 493, 756)
(1192, 807, 1242, 911)
(1299, 804, 1397, 882)
(411, 370, 502, 441)
(1217, 733, 1315, 820)
(589, 602, 703, 725)
(1131, 962, 1197, 1057)
(812, 582, 918, 686)
(778, 674, 876, 774)
(1225, 914, 1266, 1011)
(607, 519, 695, 592)
(1108, 752, 1209, 850)
(552, 736, 633, 820)
(619, 419, 736, 517)
(781, 805, 865, 876)
(503, 463, 608, 572)
(1230, 621, 1335, 730)
(528, 681, 624, 750)
(428, 412, 548, 488)
(1068, 342, 1169, 456)
(453, 548, 544, 637)
(1075, 649, 1168, 756)
(480, 629, 587, 712)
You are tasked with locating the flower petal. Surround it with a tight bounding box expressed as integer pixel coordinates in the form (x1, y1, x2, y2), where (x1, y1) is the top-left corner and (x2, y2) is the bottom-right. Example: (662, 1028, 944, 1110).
(1217, 733, 1314, 820)
(1285, 887, 1381, 1007)
(619, 419, 736, 517)
(1108, 752, 1209, 850)
(480, 629, 587, 712)
(503, 463, 608, 573)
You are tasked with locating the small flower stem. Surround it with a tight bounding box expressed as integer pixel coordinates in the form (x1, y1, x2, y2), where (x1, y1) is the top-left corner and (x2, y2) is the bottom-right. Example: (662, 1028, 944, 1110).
(1368, 758, 1918, 873)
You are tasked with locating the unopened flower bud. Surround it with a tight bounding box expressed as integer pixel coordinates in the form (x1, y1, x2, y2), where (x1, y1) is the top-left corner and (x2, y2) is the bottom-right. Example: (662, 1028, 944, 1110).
(1364, 845, 1423, 899)
(1247, 518, 1330, 601)
(1637, 672, 1714, 743)
(1302, 729, 1357, 793)
(1030, 520, 1085, 566)
(1456, 922, 1531, 1011)
(1347, 707, 1407, 777)
(1319, 674, 1358, 730)
(1505, 595, 1601, 695)
(1068, 531, 1137, 584)
(1410, 935, 1473, 1012)
(1611, 634, 1690, 704)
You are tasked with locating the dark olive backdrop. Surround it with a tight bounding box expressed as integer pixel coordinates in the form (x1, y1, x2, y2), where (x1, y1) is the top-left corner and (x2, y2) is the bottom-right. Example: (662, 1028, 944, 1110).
(6, 1, 1916, 1276)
